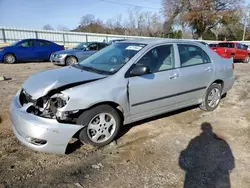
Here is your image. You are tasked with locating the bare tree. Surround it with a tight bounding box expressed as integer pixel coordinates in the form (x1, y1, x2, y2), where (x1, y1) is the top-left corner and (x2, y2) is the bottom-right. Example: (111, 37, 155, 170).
(42, 24, 54, 30)
(80, 14, 95, 27)
(163, 0, 188, 34)
(57, 25, 69, 31)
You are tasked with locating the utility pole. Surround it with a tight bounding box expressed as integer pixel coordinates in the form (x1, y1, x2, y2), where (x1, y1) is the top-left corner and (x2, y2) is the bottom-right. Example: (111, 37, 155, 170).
(243, 12, 250, 41)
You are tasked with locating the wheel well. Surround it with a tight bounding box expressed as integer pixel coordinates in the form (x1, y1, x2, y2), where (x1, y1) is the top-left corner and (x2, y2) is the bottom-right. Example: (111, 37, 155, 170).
(3, 52, 16, 61)
(212, 80, 224, 90)
(80, 102, 125, 122)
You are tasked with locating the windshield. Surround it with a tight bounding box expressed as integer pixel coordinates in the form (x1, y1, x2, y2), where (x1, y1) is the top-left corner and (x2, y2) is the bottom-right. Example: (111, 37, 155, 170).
(78, 43, 146, 75)
(9, 41, 20, 46)
(73, 42, 88, 50)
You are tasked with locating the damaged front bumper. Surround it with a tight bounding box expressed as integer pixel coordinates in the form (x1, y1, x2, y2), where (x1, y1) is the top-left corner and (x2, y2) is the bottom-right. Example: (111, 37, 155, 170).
(10, 91, 84, 154)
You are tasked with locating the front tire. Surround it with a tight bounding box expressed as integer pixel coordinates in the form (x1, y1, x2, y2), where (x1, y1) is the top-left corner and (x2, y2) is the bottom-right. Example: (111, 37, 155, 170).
(200, 84, 222, 111)
(3, 53, 16, 64)
(77, 105, 121, 147)
(65, 56, 77, 66)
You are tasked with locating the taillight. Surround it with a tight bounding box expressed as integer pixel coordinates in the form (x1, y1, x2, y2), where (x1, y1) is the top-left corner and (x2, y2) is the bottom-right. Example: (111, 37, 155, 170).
(61, 45, 65, 50)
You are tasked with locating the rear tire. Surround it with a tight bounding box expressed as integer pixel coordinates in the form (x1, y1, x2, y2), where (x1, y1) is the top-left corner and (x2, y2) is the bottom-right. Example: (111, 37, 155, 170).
(77, 105, 121, 147)
(3, 53, 16, 64)
(65, 56, 77, 66)
(200, 84, 222, 111)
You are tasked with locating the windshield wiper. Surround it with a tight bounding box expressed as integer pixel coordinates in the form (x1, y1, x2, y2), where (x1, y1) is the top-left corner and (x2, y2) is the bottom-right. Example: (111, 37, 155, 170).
(80, 66, 111, 75)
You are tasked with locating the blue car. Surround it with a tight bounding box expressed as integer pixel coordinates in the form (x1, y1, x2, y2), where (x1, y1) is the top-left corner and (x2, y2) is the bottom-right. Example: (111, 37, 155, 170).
(0, 39, 64, 64)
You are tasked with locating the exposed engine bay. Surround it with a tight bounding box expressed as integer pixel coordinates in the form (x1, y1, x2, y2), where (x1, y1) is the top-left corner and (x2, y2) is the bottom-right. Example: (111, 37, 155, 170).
(19, 89, 78, 121)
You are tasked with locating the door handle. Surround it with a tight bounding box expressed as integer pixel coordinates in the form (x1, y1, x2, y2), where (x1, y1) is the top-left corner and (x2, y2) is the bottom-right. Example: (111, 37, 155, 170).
(205, 67, 212, 72)
(169, 73, 179, 79)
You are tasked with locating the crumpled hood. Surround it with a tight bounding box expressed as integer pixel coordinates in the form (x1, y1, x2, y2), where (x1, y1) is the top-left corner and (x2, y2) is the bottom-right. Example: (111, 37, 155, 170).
(22, 66, 106, 99)
(55, 48, 83, 54)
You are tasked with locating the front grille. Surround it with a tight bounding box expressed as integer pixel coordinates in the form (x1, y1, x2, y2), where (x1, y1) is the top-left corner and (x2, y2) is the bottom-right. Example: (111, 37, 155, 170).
(19, 89, 35, 106)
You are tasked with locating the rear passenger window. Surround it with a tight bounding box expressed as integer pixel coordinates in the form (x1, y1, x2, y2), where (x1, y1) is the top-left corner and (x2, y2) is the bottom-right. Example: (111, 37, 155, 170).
(98, 43, 107, 50)
(178, 44, 211, 67)
(136, 45, 175, 73)
(88, 43, 98, 51)
(37, 41, 51, 46)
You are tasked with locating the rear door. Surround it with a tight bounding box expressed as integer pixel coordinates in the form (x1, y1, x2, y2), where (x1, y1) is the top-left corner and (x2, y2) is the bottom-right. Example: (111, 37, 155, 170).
(176, 44, 214, 102)
(15, 40, 36, 60)
(35, 40, 52, 60)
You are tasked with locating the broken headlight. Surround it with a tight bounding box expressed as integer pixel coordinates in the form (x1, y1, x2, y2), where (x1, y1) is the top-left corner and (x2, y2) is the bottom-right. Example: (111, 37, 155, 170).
(50, 93, 69, 108)
(33, 93, 70, 118)
(48, 93, 70, 116)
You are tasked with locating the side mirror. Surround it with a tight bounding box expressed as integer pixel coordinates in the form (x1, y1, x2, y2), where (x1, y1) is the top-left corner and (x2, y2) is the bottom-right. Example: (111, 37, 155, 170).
(130, 65, 150, 76)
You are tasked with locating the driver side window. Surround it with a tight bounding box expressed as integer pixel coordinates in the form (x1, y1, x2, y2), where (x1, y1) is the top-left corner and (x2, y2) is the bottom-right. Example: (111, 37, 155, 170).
(136, 45, 175, 73)
(88, 43, 98, 51)
(20, 40, 34, 48)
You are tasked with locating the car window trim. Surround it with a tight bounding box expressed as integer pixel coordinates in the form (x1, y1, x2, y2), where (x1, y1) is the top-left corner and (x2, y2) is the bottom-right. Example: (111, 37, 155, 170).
(177, 44, 212, 68)
(125, 43, 176, 78)
(131, 86, 207, 107)
(20, 39, 34, 48)
(37, 40, 51, 46)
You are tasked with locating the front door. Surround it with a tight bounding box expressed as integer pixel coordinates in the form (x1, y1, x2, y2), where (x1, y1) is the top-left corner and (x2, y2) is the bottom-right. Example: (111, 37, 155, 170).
(78, 43, 98, 61)
(128, 44, 184, 121)
(15, 40, 36, 60)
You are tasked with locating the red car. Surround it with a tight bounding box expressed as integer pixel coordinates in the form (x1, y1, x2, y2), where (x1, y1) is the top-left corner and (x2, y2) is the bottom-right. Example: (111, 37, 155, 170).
(213, 42, 250, 63)
(208, 43, 217, 50)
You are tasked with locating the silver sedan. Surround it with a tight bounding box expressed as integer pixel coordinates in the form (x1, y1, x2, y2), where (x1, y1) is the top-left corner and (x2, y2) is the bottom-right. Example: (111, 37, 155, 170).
(10, 39, 234, 154)
(50, 42, 108, 66)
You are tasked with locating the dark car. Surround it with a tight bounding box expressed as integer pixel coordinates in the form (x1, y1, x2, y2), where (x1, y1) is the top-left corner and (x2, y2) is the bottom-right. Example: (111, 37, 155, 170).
(208, 43, 218, 50)
(108, 39, 127, 45)
(0, 39, 64, 64)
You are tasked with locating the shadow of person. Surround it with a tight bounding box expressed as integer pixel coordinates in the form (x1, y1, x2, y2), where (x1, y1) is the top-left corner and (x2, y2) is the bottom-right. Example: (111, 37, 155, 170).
(179, 122, 235, 188)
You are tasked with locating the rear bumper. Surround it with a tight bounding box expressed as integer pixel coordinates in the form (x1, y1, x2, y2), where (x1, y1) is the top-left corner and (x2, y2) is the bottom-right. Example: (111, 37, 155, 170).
(223, 76, 234, 94)
(10, 91, 83, 154)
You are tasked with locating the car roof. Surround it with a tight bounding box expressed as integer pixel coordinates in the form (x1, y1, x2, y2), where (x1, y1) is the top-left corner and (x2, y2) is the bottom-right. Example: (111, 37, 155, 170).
(118, 38, 208, 46)
(81, 42, 106, 44)
(19, 38, 52, 42)
(218, 41, 235, 44)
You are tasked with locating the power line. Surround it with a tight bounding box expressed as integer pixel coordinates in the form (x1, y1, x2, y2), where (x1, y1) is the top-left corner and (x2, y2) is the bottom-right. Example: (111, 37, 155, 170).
(144, 0, 162, 3)
(98, 0, 160, 10)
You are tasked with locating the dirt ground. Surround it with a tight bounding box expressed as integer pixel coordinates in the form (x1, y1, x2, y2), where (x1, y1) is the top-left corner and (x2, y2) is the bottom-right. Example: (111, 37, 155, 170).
(0, 62, 249, 188)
